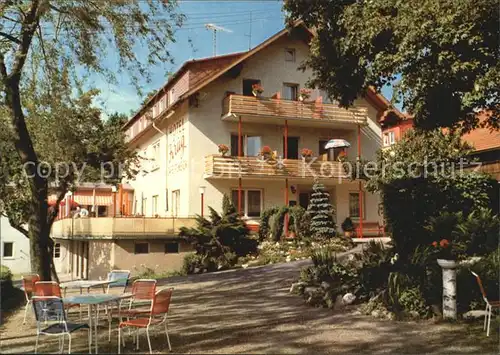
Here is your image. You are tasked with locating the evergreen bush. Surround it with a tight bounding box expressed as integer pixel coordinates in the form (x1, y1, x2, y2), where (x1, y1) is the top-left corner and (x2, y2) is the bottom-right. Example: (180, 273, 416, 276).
(307, 180, 336, 238)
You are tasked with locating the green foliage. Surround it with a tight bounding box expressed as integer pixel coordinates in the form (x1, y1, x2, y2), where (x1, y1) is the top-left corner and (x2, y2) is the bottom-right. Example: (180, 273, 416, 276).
(366, 129, 497, 258)
(341, 217, 354, 232)
(259, 205, 311, 241)
(258, 206, 280, 240)
(285, 0, 499, 131)
(0, 265, 12, 281)
(307, 181, 336, 238)
(182, 253, 201, 275)
(311, 248, 337, 269)
(179, 195, 257, 274)
(133, 264, 186, 279)
(454, 209, 500, 257)
(457, 249, 500, 313)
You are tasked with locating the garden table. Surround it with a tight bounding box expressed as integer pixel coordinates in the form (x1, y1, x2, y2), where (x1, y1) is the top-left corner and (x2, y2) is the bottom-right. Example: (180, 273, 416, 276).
(60, 280, 113, 296)
(64, 293, 132, 354)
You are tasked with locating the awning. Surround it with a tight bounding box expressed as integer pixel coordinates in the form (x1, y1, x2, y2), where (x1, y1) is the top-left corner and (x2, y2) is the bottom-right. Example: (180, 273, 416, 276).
(73, 194, 113, 206)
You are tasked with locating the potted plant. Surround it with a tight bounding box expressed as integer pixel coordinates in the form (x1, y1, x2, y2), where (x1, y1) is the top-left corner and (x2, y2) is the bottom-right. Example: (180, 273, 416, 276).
(298, 88, 312, 102)
(301, 148, 313, 160)
(341, 217, 355, 238)
(260, 145, 272, 159)
(252, 83, 264, 97)
(337, 150, 347, 162)
(218, 143, 229, 156)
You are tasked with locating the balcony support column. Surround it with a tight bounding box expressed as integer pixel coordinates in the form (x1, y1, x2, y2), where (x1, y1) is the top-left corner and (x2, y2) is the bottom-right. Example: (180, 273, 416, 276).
(357, 124, 363, 238)
(284, 119, 289, 238)
(238, 116, 243, 216)
(118, 184, 123, 216)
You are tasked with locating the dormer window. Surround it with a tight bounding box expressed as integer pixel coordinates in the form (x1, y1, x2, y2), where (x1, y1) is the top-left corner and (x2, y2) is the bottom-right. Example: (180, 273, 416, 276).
(285, 48, 296, 62)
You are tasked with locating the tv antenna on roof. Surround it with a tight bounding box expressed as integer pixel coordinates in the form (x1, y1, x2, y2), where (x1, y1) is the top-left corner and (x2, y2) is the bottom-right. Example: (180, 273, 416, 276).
(205, 23, 233, 56)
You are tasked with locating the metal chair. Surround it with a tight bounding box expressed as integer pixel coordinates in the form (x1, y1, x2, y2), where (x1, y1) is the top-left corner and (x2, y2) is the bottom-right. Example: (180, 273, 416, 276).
(32, 296, 90, 354)
(118, 288, 174, 354)
(121, 279, 157, 317)
(471, 271, 500, 336)
(106, 270, 131, 294)
(22, 274, 40, 324)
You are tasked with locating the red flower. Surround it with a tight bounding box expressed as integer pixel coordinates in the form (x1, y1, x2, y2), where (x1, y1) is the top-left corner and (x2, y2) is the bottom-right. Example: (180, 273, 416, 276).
(432, 241, 438, 247)
(439, 239, 450, 248)
(260, 146, 272, 154)
(301, 148, 313, 157)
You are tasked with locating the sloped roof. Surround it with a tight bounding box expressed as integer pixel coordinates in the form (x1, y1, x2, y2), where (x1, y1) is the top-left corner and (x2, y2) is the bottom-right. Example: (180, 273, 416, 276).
(125, 21, 398, 128)
(461, 113, 500, 152)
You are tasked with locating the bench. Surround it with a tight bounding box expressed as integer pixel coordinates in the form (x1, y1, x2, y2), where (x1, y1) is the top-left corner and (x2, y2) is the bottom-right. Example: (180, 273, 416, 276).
(354, 221, 385, 238)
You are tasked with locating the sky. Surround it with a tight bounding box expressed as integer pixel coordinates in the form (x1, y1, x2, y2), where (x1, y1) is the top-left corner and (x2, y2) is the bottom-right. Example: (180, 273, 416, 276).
(93, 0, 396, 117)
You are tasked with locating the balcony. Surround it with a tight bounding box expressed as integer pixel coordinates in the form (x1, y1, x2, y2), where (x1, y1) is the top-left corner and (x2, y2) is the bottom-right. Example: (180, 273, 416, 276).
(204, 155, 348, 181)
(51, 217, 197, 240)
(222, 94, 368, 127)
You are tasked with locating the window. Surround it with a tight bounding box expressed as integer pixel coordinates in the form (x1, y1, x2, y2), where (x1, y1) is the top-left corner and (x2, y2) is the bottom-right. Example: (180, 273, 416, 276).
(231, 189, 262, 217)
(349, 192, 365, 219)
(98, 206, 107, 217)
(153, 104, 158, 117)
(242, 79, 261, 96)
(54, 243, 61, 258)
(142, 197, 147, 215)
(159, 97, 165, 112)
(282, 83, 298, 101)
(165, 242, 179, 254)
(284, 136, 299, 159)
(151, 141, 160, 170)
(134, 242, 149, 254)
(383, 131, 396, 147)
(152, 195, 159, 216)
(231, 135, 262, 157)
(284, 48, 296, 62)
(172, 190, 180, 216)
(2, 242, 13, 258)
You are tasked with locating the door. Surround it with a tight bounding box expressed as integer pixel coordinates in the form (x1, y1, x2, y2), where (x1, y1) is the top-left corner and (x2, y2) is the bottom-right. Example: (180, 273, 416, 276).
(282, 83, 298, 100)
(299, 192, 310, 209)
(243, 79, 261, 96)
(284, 136, 299, 159)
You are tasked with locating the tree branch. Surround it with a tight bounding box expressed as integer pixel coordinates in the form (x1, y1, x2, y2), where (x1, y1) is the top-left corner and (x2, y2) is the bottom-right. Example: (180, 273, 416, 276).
(0, 31, 21, 44)
(7, 217, 30, 238)
(0, 53, 7, 80)
(10, 0, 43, 79)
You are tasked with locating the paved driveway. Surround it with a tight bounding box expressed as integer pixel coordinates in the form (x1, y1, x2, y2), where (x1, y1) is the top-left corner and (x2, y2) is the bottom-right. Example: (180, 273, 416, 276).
(1, 256, 498, 354)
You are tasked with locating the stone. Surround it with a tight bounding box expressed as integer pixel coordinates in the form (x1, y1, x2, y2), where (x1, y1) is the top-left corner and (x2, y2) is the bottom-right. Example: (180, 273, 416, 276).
(320, 281, 331, 290)
(371, 310, 381, 318)
(304, 287, 318, 296)
(342, 293, 356, 305)
(333, 294, 344, 310)
(289, 282, 305, 294)
(241, 264, 249, 269)
(463, 310, 487, 320)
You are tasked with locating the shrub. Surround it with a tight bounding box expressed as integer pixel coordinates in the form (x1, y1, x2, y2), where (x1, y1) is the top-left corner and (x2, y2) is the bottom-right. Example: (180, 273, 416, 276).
(259, 205, 311, 241)
(341, 217, 354, 232)
(0, 265, 13, 282)
(454, 208, 499, 257)
(179, 195, 258, 273)
(182, 253, 200, 274)
(307, 181, 336, 238)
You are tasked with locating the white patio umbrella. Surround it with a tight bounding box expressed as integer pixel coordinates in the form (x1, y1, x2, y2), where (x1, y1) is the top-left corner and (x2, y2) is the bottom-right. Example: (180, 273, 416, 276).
(324, 139, 351, 149)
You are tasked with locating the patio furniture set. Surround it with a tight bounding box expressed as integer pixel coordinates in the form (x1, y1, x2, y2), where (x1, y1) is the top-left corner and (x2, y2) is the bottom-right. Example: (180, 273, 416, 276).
(21, 270, 173, 354)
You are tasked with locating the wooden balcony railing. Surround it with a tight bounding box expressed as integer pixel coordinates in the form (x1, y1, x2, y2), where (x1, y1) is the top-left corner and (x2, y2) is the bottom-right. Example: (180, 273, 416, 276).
(205, 155, 348, 180)
(51, 217, 197, 239)
(222, 94, 368, 125)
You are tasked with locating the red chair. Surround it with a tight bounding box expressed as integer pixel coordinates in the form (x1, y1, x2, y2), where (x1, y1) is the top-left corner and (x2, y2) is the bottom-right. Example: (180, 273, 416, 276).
(471, 271, 500, 336)
(120, 279, 157, 318)
(34, 281, 62, 297)
(118, 288, 173, 354)
(22, 274, 40, 324)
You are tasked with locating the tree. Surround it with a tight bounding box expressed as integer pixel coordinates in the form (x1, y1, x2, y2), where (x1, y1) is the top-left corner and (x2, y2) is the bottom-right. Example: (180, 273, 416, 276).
(307, 181, 336, 238)
(0, 87, 137, 281)
(284, 0, 499, 131)
(141, 90, 157, 106)
(179, 195, 257, 273)
(365, 129, 497, 257)
(0, 1, 184, 280)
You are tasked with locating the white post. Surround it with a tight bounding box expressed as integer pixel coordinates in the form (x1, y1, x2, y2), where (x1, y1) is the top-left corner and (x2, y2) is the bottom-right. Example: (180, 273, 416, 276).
(437, 259, 457, 320)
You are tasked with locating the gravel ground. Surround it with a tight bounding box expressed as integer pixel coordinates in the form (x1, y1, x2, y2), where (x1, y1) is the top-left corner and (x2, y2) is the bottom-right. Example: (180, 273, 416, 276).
(1, 252, 498, 354)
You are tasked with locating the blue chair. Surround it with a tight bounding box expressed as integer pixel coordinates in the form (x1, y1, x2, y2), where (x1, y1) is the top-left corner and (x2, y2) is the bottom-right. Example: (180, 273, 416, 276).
(32, 296, 90, 354)
(106, 270, 131, 294)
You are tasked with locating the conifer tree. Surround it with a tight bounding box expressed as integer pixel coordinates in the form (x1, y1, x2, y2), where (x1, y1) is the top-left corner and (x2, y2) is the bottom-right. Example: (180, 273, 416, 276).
(307, 180, 336, 238)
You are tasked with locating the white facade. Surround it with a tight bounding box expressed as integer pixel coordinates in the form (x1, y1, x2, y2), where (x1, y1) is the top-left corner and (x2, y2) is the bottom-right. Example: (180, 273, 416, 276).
(125, 26, 385, 232)
(0, 216, 31, 275)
